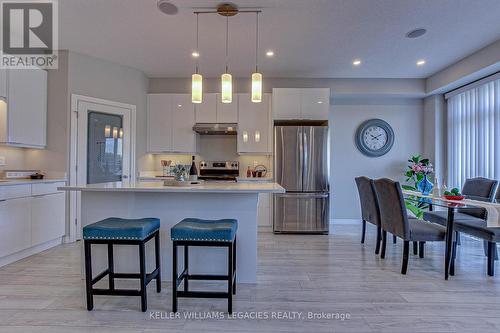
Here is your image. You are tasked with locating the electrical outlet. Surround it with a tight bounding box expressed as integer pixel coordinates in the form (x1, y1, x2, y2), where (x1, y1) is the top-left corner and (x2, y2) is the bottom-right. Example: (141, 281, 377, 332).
(0, 156, 5, 166)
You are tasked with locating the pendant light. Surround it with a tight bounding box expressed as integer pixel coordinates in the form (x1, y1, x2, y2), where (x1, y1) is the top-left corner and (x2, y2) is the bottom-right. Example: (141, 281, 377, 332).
(221, 14, 232, 103)
(191, 13, 203, 104)
(251, 12, 262, 103)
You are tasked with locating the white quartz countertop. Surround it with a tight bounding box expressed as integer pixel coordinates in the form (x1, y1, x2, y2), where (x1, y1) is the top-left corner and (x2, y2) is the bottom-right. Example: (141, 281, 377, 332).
(59, 181, 285, 194)
(0, 178, 67, 186)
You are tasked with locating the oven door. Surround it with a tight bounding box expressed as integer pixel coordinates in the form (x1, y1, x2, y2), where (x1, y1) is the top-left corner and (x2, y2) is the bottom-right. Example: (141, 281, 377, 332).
(273, 193, 329, 234)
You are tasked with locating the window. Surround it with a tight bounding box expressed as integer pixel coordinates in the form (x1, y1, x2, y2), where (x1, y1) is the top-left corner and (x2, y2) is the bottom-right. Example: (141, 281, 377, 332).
(447, 77, 500, 189)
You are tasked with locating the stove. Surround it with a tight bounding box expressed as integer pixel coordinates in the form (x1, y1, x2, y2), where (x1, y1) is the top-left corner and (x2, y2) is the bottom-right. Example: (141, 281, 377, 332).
(198, 161, 239, 182)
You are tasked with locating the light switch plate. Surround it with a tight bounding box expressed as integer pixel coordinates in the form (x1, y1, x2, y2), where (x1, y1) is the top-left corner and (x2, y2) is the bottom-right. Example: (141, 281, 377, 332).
(0, 156, 5, 166)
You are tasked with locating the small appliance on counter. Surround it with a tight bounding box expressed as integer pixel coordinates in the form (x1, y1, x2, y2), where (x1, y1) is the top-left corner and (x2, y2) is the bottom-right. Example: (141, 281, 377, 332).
(2, 170, 44, 180)
(198, 161, 239, 181)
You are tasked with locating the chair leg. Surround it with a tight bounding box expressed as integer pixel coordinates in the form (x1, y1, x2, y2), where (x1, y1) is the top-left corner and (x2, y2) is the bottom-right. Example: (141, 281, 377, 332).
(393, 235, 397, 244)
(361, 220, 366, 244)
(401, 241, 409, 275)
(154, 231, 161, 293)
(232, 237, 237, 295)
(184, 245, 189, 293)
(375, 226, 381, 255)
(380, 231, 387, 259)
(172, 242, 178, 312)
(450, 238, 457, 276)
(84, 241, 94, 311)
(456, 232, 461, 245)
(139, 242, 147, 312)
(418, 242, 425, 259)
(484, 240, 499, 260)
(488, 241, 496, 276)
(107, 243, 114, 290)
(227, 243, 233, 313)
(413, 241, 418, 255)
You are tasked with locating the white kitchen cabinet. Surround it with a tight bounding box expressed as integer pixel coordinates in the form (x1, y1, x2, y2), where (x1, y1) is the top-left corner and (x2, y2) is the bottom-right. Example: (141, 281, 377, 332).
(0, 68, 47, 148)
(0, 197, 32, 257)
(147, 94, 198, 153)
(301, 88, 330, 120)
(237, 93, 272, 154)
(272, 88, 330, 120)
(171, 94, 198, 153)
(272, 88, 301, 120)
(195, 93, 217, 123)
(31, 192, 65, 246)
(217, 93, 238, 123)
(0, 69, 6, 99)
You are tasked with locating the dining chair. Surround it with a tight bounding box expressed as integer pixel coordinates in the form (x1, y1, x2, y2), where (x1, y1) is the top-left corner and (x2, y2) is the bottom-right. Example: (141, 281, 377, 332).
(373, 178, 446, 274)
(423, 177, 499, 276)
(355, 177, 382, 254)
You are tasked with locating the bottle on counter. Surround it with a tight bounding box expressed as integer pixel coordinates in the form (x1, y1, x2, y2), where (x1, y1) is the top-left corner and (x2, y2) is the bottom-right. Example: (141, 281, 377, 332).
(246, 166, 252, 178)
(189, 156, 198, 181)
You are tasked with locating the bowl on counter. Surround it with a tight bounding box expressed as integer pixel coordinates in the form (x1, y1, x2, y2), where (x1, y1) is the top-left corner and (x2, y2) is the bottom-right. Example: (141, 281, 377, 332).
(443, 195, 465, 201)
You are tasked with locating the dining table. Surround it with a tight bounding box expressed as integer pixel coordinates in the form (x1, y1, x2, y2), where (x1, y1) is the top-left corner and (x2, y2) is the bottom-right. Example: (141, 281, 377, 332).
(402, 190, 500, 280)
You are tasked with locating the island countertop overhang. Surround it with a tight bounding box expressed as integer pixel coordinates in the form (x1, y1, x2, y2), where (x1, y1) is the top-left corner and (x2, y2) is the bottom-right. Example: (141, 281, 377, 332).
(58, 181, 285, 194)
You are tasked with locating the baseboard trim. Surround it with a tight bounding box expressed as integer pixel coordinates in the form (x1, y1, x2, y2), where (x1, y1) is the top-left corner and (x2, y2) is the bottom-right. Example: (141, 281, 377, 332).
(0, 237, 63, 268)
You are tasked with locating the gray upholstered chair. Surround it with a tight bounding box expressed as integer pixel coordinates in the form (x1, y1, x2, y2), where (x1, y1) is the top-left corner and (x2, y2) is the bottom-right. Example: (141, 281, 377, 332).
(373, 178, 446, 274)
(355, 177, 382, 254)
(423, 177, 499, 276)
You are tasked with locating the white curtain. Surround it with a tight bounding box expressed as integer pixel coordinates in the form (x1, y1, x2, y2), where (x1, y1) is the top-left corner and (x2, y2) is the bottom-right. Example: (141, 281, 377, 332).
(447, 78, 500, 189)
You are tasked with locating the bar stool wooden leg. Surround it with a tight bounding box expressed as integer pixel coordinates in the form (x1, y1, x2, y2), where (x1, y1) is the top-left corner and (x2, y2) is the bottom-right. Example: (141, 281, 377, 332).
(184, 245, 189, 293)
(155, 231, 161, 293)
(139, 242, 147, 312)
(227, 242, 233, 313)
(107, 244, 114, 290)
(172, 242, 178, 313)
(84, 241, 94, 311)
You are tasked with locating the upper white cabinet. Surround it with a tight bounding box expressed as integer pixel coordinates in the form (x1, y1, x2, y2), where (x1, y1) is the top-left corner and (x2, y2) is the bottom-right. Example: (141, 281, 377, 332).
(0, 69, 6, 99)
(195, 93, 217, 123)
(217, 93, 238, 123)
(195, 93, 238, 123)
(147, 93, 198, 153)
(272, 88, 330, 120)
(171, 94, 197, 153)
(0, 68, 47, 148)
(237, 93, 272, 154)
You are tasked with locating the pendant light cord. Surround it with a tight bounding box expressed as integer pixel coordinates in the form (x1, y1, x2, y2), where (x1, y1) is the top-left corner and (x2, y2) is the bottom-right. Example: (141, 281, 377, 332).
(195, 13, 199, 74)
(255, 12, 259, 72)
(225, 15, 229, 73)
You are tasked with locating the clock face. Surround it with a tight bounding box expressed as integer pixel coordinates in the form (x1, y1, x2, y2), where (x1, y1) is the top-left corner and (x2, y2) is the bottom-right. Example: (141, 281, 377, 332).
(355, 119, 394, 157)
(362, 126, 388, 151)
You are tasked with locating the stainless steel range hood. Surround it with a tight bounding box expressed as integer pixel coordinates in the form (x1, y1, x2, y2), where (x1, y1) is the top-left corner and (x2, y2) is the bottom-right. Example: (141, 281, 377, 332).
(192, 123, 238, 135)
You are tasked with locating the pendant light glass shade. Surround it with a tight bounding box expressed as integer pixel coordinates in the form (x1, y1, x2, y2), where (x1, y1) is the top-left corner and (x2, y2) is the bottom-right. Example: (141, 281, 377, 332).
(192, 73, 203, 103)
(251, 72, 262, 103)
(221, 73, 232, 103)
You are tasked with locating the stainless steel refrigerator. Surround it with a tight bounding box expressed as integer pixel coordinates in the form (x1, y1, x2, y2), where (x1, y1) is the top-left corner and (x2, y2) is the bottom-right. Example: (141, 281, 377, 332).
(273, 125, 330, 234)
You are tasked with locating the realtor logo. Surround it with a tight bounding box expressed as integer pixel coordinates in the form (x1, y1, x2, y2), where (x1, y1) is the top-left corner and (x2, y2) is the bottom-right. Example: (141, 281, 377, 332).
(1, 0, 58, 68)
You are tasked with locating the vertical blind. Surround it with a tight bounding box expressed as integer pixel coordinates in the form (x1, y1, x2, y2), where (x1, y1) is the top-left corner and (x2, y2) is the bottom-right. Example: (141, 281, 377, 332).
(447, 78, 500, 189)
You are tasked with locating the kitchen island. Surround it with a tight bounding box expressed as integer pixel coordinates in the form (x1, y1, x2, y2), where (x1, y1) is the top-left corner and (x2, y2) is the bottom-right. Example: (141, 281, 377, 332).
(60, 181, 284, 283)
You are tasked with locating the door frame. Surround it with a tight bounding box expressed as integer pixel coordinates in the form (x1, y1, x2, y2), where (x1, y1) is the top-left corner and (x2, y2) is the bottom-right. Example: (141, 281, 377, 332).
(68, 94, 136, 242)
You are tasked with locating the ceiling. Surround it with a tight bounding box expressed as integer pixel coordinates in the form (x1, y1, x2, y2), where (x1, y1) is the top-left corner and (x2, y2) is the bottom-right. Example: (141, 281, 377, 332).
(59, 0, 500, 78)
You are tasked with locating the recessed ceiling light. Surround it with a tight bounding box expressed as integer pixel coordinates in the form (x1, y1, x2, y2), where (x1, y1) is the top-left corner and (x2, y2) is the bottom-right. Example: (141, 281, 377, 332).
(191, 51, 200, 58)
(406, 28, 427, 39)
(157, 0, 178, 15)
(352, 59, 362, 66)
(266, 50, 274, 57)
(416, 59, 426, 66)
(177, 104, 182, 107)
(317, 101, 323, 104)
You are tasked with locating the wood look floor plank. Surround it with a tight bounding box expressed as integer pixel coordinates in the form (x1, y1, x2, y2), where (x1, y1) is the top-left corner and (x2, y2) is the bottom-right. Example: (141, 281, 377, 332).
(0, 224, 499, 332)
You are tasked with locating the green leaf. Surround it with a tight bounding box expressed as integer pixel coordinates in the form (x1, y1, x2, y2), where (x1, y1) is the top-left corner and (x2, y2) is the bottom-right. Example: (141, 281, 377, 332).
(401, 185, 417, 191)
(405, 202, 424, 219)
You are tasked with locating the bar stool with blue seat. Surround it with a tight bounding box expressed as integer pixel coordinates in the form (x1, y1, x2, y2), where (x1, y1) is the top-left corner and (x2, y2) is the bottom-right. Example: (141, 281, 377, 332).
(83, 217, 161, 312)
(171, 218, 237, 313)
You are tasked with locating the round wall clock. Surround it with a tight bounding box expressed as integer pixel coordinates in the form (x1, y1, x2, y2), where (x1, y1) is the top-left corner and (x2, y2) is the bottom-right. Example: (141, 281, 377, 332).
(355, 119, 395, 157)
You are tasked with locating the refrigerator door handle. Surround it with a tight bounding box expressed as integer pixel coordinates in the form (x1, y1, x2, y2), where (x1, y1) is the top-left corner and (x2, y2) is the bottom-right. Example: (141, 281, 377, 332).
(298, 127, 304, 191)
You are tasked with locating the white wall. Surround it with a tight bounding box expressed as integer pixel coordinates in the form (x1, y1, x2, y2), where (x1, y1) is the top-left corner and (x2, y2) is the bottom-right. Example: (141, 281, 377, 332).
(330, 98, 424, 219)
(66, 51, 151, 172)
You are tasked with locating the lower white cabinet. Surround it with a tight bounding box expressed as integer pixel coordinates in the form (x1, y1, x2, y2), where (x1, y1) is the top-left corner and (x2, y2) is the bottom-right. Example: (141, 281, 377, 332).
(0, 197, 32, 257)
(31, 193, 65, 246)
(0, 182, 66, 264)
